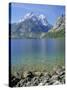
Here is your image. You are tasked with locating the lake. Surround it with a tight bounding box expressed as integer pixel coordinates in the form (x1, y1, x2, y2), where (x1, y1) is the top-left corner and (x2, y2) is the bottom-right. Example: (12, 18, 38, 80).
(11, 39, 65, 72)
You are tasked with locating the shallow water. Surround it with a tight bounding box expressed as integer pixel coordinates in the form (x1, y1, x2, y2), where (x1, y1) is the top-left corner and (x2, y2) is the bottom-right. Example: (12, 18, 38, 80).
(11, 38, 65, 71)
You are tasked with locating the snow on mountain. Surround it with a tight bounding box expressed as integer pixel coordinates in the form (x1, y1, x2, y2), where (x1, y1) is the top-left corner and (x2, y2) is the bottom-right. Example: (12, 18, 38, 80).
(18, 13, 37, 23)
(11, 13, 53, 38)
(38, 14, 48, 26)
(11, 13, 65, 38)
(17, 13, 49, 26)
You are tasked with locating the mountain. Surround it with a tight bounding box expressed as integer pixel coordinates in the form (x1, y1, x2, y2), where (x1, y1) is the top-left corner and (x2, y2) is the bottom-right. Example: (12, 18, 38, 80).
(51, 14, 65, 31)
(11, 13, 52, 38)
(10, 13, 65, 38)
(44, 14, 65, 38)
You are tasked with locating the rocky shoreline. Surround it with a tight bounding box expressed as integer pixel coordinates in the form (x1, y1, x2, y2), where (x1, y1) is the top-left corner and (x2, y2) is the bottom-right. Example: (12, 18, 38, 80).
(10, 66, 65, 87)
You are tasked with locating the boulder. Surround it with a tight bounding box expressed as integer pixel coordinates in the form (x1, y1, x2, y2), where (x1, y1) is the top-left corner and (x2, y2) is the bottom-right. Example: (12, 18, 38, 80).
(38, 83, 43, 86)
(23, 71, 34, 78)
(53, 81, 62, 85)
(34, 71, 42, 76)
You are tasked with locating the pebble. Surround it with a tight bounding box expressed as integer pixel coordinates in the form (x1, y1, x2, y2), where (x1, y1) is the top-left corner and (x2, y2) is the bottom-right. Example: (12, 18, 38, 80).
(11, 66, 65, 87)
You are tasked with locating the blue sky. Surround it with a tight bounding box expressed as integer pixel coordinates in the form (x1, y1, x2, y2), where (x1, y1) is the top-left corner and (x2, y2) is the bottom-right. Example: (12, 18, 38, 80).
(10, 3, 65, 25)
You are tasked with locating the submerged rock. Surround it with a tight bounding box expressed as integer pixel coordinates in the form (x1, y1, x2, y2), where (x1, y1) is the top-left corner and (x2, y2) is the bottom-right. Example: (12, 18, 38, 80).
(34, 71, 42, 76)
(11, 66, 65, 87)
(23, 71, 34, 78)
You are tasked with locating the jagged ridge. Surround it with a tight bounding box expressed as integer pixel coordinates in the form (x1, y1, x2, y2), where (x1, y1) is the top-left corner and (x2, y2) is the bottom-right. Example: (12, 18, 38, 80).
(10, 13, 65, 39)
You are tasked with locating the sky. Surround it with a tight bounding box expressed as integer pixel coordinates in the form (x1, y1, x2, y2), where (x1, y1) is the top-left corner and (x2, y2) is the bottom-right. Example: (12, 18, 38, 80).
(10, 3, 65, 25)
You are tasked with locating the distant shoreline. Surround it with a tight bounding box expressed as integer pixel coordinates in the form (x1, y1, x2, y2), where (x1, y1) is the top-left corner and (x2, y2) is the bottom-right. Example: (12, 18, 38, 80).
(10, 37, 65, 40)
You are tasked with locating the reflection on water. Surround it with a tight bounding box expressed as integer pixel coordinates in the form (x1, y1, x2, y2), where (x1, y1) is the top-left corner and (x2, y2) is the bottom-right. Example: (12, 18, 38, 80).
(11, 39, 65, 71)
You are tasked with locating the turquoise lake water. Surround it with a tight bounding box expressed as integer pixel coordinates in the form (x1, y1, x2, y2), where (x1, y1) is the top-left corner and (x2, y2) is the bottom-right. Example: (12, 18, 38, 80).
(11, 39, 65, 71)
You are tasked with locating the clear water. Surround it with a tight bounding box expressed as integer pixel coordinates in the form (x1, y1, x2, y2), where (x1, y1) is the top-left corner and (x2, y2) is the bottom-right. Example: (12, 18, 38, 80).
(11, 39, 65, 71)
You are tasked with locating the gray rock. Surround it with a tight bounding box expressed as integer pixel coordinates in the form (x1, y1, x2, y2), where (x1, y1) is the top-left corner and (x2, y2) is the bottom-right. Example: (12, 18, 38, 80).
(13, 72, 21, 79)
(59, 71, 65, 76)
(31, 76, 38, 82)
(44, 83, 49, 85)
(62, 66, 65, 71)
(23, 71, 34, 78)
(26, 81, 31, 86)
(42, 79, 48, 85)
(50, 74, 59, 81)
(16, 79, 25, 87)
(23, 71, 30, 78)
(30, 77, 40, 86)
(53, 81, 62, 85)
(11, 65, 65, 87)
(61, 78, 65, 84)
(34, 71, 42, 76)
(38, 83, 43, 86)
(56, 69, 62, 74)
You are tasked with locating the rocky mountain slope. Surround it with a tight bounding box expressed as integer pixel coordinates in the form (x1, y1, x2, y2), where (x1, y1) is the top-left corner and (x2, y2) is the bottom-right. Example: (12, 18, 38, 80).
(44, 14, 65, 38)
(10, 13, 65, 38)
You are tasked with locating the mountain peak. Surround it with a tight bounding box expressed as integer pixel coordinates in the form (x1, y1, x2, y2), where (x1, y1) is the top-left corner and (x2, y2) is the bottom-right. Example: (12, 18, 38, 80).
(39, 14, 46, 20)
(15, 12, 52, 32)
(18, 12, 37, 23)
(38, 14, 48, 26)
(18, 13, 48, 25)
(24, 12, 34, 19)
